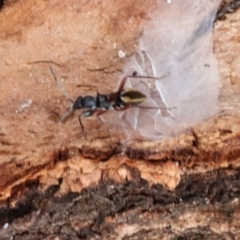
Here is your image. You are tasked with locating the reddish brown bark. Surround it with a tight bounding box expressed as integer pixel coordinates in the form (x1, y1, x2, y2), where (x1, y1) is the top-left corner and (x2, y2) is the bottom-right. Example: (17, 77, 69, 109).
(0, 0, 240, 239)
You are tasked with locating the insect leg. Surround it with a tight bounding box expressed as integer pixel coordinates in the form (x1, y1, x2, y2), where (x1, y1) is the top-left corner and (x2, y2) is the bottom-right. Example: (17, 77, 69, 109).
(113, 105, 131, 111)
(118, 74, 143, 92)
(118, 72, 169, 91)
(132, 71, 170, 80)
(118, 76, 129, 92)
(118, 71, 144, 91)
(95, 110, 111, 139)
(79, 110, 110, 139)
(60, 109, 74, 123)
(79, 110, 95, 138)
(137, 105, 176, 120)
(118, 72, 145, 92)
(95, 110, 107, 116)
(78, 112, 85, 138)
(137, 105, 176, 111)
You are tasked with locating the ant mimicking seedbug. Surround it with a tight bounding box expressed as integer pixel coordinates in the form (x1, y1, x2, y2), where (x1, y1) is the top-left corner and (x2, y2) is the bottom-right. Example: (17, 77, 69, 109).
(50, 66, 173, 138)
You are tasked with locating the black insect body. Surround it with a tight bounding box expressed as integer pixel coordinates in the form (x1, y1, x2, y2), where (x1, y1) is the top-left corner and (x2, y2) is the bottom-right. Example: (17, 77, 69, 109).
(73, 94, 111, 112)
(50, 66, 170, 137)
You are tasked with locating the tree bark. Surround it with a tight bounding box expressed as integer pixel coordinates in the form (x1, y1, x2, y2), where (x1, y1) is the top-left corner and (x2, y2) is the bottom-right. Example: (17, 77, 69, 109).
(0, 0, 240, 239)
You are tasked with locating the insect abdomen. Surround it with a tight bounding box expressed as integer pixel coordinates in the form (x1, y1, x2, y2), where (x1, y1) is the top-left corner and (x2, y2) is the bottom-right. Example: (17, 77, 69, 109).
(120, 89, 146, 105)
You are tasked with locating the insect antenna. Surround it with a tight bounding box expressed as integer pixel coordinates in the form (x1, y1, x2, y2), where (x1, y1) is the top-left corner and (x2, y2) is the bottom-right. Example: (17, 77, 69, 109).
(49, 66, 75, 122)
(49, 66, 74, 103)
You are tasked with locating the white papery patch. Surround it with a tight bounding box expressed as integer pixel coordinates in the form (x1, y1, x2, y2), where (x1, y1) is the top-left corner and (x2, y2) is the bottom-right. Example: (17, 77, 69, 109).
(119, 0, 221, 139)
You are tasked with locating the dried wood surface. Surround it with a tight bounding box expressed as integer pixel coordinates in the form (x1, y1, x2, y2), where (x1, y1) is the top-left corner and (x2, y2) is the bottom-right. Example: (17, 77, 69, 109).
(0, 0, 240, 239)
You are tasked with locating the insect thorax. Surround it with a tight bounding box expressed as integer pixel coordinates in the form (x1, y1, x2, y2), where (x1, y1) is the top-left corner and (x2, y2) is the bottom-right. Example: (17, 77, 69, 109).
(72, 96, 97, 110)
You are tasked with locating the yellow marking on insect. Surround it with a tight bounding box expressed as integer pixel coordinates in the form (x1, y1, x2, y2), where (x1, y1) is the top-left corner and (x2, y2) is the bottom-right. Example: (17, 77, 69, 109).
(120, 89, 146, 104)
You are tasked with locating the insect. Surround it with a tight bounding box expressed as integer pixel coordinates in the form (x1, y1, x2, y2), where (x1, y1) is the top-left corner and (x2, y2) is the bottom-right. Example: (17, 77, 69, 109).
(50, 66, 172, 137)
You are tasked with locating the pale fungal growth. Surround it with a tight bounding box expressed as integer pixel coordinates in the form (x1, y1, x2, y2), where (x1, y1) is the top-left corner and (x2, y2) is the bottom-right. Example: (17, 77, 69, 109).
(16, 99, 33, 113)
(118, 0, 221, 139)
(3, 223, 8, 229)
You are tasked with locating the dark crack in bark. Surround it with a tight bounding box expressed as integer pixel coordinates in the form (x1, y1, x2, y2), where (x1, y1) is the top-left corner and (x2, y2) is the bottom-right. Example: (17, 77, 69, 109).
(0, 167, 240, 239)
